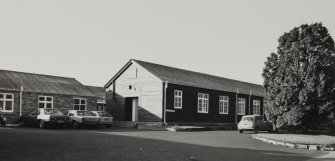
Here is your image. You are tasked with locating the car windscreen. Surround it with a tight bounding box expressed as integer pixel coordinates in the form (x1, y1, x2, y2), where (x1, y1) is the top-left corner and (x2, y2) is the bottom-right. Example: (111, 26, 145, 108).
(97, 112, 111, 117)
(241, 117, 254, 122)
(44, 109, 64, 115)
(77, 111, 97, 116)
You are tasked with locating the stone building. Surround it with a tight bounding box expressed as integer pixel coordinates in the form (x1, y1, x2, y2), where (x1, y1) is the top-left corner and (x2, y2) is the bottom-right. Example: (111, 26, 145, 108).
(0, 69, 98, 123)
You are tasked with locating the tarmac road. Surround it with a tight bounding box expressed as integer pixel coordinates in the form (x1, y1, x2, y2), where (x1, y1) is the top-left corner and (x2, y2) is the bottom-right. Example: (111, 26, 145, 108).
(0, 127, 333, 161)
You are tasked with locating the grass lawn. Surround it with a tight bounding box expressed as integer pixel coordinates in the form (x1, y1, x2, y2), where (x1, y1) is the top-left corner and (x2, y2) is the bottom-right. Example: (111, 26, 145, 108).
(253, 133, 335, 145)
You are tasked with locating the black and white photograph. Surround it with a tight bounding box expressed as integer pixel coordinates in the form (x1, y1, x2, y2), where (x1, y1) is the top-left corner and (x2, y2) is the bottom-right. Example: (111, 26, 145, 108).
(1, 0, 335, 160)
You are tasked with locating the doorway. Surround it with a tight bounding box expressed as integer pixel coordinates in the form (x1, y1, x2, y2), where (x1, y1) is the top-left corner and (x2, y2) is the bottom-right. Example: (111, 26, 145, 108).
(125, 97, 138, 122)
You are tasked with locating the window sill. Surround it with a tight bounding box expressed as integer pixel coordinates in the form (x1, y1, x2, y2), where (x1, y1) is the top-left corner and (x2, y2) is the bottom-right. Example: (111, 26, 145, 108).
(197, 112, 209, 114)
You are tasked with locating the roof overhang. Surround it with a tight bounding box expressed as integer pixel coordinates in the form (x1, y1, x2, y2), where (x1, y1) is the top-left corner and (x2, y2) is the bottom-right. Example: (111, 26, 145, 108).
(104, 59, 134, 88)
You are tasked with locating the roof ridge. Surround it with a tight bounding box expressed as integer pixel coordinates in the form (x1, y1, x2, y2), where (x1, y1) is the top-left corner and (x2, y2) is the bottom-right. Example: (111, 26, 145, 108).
(0, 69, 75, 80)
(132, 59, 263, 87)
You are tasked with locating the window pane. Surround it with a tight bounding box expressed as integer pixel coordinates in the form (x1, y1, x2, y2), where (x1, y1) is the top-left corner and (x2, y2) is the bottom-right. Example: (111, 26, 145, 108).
(5, 101, 12, 110)
(80, 105, 86, 110)
(6, 94, 13, 99)
(39, 103, 45, 108)
(74, 105, 80, 110)
(0, 94, 3, 99)
(39, 97, 45, 101)
(74, 99, 79, 104)
(81, 99, 86, 104)
(46, 103, 52, 109)
(0, 101, 3, 110)
(46, 97, 52, 102)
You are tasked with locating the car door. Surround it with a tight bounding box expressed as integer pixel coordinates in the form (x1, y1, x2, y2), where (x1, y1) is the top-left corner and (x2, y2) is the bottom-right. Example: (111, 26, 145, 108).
(258, 116, 267, 131)
(24, 109, 35, 125)
(29, 109, 40, 126)
(256, 116, 265, 130)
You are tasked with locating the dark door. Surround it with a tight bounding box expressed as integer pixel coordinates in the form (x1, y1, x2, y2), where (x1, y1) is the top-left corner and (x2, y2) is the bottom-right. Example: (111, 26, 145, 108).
(125, 98, 133, 121)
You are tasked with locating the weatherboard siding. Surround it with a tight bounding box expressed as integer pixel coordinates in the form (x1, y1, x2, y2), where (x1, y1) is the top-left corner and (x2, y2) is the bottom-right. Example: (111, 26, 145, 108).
(165, 83, 264, 123)
(106, 62, 163, 122)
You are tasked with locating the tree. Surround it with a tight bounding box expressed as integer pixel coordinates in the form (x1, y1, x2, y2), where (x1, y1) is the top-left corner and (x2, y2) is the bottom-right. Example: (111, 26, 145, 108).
(263, 23, 335, 130)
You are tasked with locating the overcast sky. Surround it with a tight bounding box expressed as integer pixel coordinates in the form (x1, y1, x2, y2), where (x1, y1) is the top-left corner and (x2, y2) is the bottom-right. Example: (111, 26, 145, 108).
(0, 0, 334, 87)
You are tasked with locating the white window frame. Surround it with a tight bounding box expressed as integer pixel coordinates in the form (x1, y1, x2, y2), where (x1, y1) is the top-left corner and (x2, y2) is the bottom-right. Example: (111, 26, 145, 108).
(237, 98, 245, 115)
(253, 100, 261, 115)
(73, 98, 87, 110)
(198, 93, 209, 113)
(174, 90, 182, 109)
(0, 93, 14, 112)
(38, 96, 53, 109)
(219, 96, 229, 114)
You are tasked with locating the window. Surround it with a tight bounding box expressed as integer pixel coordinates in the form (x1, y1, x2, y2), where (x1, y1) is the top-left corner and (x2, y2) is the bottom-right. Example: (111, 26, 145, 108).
(74, 98, 86, 110)
(253, 100, 260, 115)
(219, 96, 229, 114)
(38, 96, 53, 109)
(198, 93, 209, 113)
(237, 98, 245, 115)
(0, 93, 14, 112)
(174, 90, 182, 109)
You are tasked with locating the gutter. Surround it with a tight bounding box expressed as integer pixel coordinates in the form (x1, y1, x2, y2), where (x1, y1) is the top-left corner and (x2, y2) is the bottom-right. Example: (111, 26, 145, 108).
(249, 91, 252, 115)
(235, 88, 239, 124)
(19, 86, 23, 116)
(163, 81, 168, 125)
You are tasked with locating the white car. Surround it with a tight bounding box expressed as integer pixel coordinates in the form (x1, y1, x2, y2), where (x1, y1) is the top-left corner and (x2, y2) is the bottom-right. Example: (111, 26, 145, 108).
(66, 110, 100, 128)
(238, 115, 273, 133)
(90, 111, 113, 128)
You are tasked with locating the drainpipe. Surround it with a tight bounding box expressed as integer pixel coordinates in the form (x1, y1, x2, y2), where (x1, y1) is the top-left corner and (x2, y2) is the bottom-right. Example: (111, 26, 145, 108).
(249, 91, 252, 115)
(235, 88, 239, 124)
(19, 86, 23, 116)
(163, 81, 168, 125)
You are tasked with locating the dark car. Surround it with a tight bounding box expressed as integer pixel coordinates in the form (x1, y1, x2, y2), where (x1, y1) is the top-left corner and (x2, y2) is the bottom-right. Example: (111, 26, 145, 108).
(19, 108, 70, 128)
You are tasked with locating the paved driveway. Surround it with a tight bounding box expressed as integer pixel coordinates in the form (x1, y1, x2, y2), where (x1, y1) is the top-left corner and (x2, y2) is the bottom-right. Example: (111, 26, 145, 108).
(0, 127, 333, 161)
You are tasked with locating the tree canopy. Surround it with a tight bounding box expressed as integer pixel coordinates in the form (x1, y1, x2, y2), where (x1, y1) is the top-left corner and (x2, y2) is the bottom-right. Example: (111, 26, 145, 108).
(263, 23, 335, 130)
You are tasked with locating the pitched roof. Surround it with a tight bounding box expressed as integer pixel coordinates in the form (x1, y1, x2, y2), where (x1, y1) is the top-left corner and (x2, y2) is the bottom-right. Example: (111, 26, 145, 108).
(85, 86, 106, 98)
(106, 59, 265, 97)
(0, 70, 97, 97)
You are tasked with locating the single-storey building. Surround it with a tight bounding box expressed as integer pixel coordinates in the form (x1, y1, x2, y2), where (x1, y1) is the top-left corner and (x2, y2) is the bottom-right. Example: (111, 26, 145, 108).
(85, 85, 106, 111)
(0, 69, 98, 123)
(105, 59, 265, 126)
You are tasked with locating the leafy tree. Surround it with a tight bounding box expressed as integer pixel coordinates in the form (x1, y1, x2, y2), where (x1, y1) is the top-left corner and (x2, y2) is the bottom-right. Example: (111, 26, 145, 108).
(263, 23, 335, 130)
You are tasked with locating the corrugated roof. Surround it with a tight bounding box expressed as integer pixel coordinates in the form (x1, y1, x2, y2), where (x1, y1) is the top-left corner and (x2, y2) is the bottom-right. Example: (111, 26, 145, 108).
(133, 59, 265, 97)
(0, 70, 97, 97)
(85, 86, 106, 98)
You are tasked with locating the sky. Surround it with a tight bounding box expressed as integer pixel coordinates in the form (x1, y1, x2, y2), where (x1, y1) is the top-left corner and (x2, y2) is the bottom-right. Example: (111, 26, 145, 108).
(0, 0, 335, 87)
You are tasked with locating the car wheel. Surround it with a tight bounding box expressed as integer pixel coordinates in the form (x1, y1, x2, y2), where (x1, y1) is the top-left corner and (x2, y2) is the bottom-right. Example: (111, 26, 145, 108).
(39, 120, 45, 129)
(72, 121, 79, 129)
(239, 130, 243, 133)
(254, 127, 258, 134)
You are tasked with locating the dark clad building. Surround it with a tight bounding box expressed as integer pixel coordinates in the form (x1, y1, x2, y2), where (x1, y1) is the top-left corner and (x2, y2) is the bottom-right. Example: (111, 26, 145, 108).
(105, 59, 265, 126)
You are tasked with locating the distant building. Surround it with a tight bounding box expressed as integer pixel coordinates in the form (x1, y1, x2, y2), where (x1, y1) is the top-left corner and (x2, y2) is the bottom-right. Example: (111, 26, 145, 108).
(0, 70, 98, 123)
(85, 85, 106, 111)
(105, 59, 265, 126)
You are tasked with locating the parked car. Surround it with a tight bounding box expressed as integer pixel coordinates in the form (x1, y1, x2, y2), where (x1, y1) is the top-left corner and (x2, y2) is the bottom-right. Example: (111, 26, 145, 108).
(90, 111, 113, 128)
(19, 108, 70, 128)
(66, 110, 100, 128)
(237, 115, 272, 133)
(0, 114, 7, 127)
